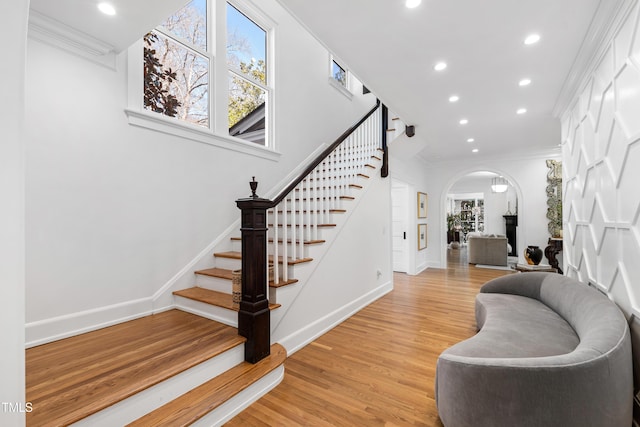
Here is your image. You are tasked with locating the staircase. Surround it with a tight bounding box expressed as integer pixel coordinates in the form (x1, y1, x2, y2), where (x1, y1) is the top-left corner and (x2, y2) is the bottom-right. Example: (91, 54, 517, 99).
(25, 101, 387, 426)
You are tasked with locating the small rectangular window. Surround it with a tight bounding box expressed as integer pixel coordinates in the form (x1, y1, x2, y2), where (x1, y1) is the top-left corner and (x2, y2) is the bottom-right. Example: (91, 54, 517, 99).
(332, 60, 347, 87)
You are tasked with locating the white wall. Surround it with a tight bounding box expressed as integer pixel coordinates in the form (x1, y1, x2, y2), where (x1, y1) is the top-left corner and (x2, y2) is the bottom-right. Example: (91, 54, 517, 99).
(560, 0, 640, 319)
(24, 0, 374, 344)
(0, 1, 28, 424)
(389, 154, 430, 273)
(271, 169, 393, 353)
(391, 152, 559, 269)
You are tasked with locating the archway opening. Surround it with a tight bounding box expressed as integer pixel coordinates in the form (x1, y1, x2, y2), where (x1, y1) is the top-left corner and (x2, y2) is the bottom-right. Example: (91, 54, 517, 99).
(445, 171, 518, 268)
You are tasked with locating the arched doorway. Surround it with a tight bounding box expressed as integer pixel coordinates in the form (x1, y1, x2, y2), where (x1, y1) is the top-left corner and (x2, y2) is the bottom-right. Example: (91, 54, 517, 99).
(444, 171, 519, 267)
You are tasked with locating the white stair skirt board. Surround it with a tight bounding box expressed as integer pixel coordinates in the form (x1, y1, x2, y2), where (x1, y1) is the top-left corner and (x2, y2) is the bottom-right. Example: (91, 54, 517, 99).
(474, 264, 514, 271)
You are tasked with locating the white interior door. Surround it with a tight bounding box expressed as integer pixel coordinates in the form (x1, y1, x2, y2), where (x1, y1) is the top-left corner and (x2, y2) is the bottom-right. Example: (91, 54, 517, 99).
(391, 180, 409, 272)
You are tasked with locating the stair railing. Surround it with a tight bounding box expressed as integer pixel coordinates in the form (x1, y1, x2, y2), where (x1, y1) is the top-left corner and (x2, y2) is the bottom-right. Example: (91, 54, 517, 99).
(236, 99, 385, 363)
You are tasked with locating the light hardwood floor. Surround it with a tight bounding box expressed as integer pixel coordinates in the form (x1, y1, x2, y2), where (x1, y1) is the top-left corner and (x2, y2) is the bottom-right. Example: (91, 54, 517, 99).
(225, 246, 515, 426)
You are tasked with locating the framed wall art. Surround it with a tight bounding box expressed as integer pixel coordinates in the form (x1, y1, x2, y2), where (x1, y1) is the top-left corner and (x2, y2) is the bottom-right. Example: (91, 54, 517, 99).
(418, 192, 427, 218)
(418, 223, 427, 250)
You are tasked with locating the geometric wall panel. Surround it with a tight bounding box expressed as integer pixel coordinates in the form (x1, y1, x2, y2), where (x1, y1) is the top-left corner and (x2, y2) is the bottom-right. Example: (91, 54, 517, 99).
(617, 142, 640, 222)
(596, 162, 616, 221)
(606, 119, 629, 185)
(598, 228, 618, 286)
(630, 3, 640, 65)
(615, 7, 636, 72)
(610, 269, 633, 317)
(581, 117, 597, 164)
(598, 84, 615, 158)
(562, 3, 640, 322)
(615, 62, 640, 138)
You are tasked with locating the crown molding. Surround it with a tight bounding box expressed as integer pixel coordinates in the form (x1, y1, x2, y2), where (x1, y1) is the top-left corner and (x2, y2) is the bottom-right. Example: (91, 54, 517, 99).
(553, 0, 637, 117)
(28, 10, 117, 69)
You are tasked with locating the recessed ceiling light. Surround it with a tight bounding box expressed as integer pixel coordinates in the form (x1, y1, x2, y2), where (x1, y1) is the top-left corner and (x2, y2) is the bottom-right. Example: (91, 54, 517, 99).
(449, 95, 459, 103)
(406, 0, 422, 8)
(519, 78, 532, 86)
(517, 108, 527, 115)
(98, 2, 116, 15)
(472, 149, 479, 153)
(524, 34, 540, 45)
(459, 119, 468, 125)
(434, 62, 447, 71)
(467, 138, 475, 143)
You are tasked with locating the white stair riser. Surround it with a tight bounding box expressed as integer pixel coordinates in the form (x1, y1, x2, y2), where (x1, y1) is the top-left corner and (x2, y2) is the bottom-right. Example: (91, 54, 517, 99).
(214, 257, 242, 271)
(195, 275, 232, 293)
(174, 296, 238, 327)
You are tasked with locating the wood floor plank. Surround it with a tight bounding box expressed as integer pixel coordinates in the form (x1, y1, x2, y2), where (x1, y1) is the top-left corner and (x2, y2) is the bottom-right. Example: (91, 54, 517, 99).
(225, 246, 515, 426)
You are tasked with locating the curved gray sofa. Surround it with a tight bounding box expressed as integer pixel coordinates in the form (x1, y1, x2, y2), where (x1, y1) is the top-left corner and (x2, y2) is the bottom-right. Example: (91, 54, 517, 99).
(435, 272, 632, 427)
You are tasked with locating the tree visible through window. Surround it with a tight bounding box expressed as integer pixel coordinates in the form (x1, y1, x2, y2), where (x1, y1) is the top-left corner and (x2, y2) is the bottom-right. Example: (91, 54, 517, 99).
(143, 0, 209, 127)
(227, 3, 268, 145)
(140, 0, 271, 146)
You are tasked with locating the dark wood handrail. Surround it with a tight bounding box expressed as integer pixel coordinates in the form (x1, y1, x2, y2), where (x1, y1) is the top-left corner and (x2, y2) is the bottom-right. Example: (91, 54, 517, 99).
(235, 97, 384, 363)
(269, 99, 381, 207)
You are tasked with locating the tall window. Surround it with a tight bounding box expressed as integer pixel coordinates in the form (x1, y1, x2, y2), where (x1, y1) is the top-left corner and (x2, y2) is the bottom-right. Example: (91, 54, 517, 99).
(227, 2, 269, 145)
(138, 0, 273, 149)
(143, 0, 210, 127)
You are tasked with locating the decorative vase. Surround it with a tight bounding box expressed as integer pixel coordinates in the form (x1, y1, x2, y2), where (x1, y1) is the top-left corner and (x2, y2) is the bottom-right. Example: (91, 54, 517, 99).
(524, 246, 543, 265)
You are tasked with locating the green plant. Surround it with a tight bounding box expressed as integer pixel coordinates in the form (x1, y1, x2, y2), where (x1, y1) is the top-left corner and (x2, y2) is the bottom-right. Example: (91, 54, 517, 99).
(447, 213, 461, 231)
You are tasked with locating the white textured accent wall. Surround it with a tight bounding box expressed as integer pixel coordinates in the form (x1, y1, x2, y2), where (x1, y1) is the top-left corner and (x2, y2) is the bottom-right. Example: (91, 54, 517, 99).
(561, 1, 640, 318)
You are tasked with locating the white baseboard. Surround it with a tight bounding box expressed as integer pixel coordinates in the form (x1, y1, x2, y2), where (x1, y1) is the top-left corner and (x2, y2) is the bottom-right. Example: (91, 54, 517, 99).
(277, 280, 393, 356)
(25, 297, 153, 348)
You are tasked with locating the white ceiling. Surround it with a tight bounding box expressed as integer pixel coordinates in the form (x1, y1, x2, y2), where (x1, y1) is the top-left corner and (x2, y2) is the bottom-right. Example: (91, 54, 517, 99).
(276, 0, 620, 164)
(29, 0, 189, 53)
(29, 0, 621, 166)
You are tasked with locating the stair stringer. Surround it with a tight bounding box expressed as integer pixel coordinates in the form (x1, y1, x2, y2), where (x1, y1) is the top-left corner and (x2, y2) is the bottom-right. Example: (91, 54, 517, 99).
(269, 165, 393, 355)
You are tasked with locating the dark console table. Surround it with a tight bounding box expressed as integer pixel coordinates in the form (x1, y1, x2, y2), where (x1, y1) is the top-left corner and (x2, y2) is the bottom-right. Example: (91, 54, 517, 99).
(545, 238, 563, 274)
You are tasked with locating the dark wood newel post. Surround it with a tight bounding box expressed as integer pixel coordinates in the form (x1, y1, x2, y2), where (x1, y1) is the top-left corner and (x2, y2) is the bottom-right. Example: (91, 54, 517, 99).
(235, 177, 271, 363)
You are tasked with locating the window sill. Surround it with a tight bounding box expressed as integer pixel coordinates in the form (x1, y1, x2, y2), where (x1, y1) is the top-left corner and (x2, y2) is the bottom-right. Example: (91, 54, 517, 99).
(328, 77, 354, 100)
(124, 108, 281, 162)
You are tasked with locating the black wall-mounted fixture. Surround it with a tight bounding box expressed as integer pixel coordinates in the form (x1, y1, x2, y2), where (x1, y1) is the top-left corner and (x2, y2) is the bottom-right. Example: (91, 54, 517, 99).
(362, 85, 371, 95)
(405, 125, 415, 138)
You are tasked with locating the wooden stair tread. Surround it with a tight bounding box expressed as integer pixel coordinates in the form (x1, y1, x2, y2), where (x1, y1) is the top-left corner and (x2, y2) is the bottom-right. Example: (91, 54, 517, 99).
(290, 195, 355, 202)
(231, 236, 326, 245)
(195, 267, 233, 280)
(267, 223, 337, 228)
(215, 251, 313, 266)
(174, 288, 281, 311)
(272, 209, 345, 215)
(194, 266, 299, 288)
(126, 343, 286, 427)
(26, 310, 245, 427)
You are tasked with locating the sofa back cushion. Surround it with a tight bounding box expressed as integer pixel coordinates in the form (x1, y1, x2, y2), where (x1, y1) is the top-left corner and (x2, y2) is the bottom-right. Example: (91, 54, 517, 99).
(481, 273, 629, 359)
(443, 293, 579, 358)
